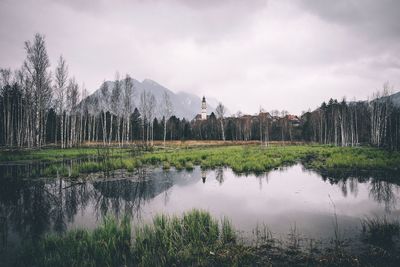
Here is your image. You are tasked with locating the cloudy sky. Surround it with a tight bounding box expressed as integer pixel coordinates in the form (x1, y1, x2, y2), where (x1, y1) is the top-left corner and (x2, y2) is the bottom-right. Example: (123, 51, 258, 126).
(1, 0, 400, 114)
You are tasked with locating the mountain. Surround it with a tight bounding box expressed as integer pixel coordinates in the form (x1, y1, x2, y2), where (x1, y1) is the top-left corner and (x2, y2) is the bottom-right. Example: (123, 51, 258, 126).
(82, 78, 217, 120)
(368, 90, 400, 107)
(388, 91, 400, 106)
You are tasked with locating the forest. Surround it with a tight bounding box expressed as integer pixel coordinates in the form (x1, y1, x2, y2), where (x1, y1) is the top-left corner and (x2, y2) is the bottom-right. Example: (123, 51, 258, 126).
(1, 33, 400, 150)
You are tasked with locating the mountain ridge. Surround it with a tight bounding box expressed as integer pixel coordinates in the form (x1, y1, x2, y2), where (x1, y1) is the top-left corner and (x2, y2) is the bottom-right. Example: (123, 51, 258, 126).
(81, 78, 218, 120)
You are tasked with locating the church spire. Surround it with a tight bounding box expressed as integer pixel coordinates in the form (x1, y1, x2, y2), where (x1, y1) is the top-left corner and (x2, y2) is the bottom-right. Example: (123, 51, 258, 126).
(201, 96, 207, 120)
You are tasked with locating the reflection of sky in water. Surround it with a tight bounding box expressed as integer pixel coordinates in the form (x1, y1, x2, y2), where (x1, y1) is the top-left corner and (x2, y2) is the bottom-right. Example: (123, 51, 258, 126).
(139, 165, 400, 239)
(1, 163, 400, 252)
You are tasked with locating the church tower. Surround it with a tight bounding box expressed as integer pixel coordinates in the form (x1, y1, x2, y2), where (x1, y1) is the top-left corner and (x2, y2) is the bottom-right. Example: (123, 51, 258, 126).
(201, 96, 207, 120)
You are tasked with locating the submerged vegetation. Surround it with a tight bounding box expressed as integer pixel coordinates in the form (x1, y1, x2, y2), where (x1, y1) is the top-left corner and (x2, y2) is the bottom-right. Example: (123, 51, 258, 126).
(1, 144, 400, 178)
(17, 210, 400, 267)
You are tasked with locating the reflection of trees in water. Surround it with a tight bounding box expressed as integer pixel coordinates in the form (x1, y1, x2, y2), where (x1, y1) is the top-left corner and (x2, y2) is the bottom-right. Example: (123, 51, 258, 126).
(336, 178, 360, 198)
(369, 180, 398, 212)
(92, 179, 150, 219)
(162, 171, 172, 206)
(215, 167, 224, 184)
(0, 177, 91, 244)
(92, 169, 174, 220)
(0, 166, 178, 247)
(339, 180, 348, 197)
(0, 216, 6, 252)
(0, 158, 93, 179)
(317, 169, 400, 212)
(201, 170, 207, 183)
(0, 162, 48, 179)
(348, 179, 359, 198)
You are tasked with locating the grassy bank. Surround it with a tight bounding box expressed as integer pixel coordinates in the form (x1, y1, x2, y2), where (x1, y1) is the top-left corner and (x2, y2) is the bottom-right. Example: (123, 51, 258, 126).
(0, 147, 132, 162)
(142, 145, 400, 173)
(17, 210, 400, 267)
(2, 145, 400, 178)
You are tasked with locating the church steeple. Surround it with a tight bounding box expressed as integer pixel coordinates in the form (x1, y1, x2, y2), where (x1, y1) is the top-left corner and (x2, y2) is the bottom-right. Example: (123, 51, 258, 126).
(201, 96, 207, 120)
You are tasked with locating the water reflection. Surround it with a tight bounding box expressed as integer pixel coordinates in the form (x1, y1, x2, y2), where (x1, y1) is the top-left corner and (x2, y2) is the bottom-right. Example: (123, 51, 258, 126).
(92, 171, 174, 219)
(313, 168, 400, 212)
(0, 157, 100, 179)
(0, 163, 400, 259)
(201, 170, 207, 183)
(215, 167, 224, 184)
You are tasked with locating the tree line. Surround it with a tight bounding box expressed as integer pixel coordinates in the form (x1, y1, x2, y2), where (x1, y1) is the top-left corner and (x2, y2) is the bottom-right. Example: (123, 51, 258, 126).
(302, 82, 400, 150)
(1, 33, 400, 150)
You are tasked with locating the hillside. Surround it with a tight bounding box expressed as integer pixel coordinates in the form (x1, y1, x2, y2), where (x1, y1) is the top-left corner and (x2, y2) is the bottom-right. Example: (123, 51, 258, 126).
(81, 78, 217, 120)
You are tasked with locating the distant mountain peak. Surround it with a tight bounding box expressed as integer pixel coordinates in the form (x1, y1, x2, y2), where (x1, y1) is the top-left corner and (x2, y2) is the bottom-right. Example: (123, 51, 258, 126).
(142, 78, 160, 86)
(83, 77, 217, 119)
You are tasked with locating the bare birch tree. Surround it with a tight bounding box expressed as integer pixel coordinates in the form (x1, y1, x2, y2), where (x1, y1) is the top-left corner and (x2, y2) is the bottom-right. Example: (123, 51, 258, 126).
(161, 91, 173, 147)
(110, 72, 121, 145)
(139, 91, 149, 144)
(100, 80, 109, 146)
(23, 33, 52, 147)
(123, 74, 134, 145)
(216, 102, 226, 141)
(54, 55, 68, 148)
(148, 94, 157, 146)
(66, 78, 79, 147)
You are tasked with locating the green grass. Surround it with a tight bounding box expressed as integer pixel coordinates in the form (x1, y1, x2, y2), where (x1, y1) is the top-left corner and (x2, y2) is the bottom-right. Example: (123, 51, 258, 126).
(141, 145, 400, 173)
(18, 210, 400, 267)
(0, 147, 131, 162)
(20, 216, 131, 267)
(133, 210, 240, 266)
(2, 145, 400, 178)
(20, 210, 252, 267)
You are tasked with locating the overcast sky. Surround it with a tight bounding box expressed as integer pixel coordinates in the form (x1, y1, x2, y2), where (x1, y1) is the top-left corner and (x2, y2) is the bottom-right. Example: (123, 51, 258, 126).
(1, 0, 400, 114)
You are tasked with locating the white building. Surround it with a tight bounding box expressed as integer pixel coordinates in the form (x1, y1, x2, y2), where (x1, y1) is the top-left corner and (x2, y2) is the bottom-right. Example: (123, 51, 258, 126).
(194, 96, 208, 121)
(201, 96, 207, 120)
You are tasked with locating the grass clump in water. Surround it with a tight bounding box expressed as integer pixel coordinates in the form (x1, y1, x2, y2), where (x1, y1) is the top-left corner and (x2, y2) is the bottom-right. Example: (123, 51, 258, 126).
(20, 216, 131, 267)
(162, 161, 171, 170)
(20, 210, 248, 267)
(132, 209, 248, 266)
(361, 216, 400, 247)
(184, 161, 194, 170)
(17, 211, 400, 267)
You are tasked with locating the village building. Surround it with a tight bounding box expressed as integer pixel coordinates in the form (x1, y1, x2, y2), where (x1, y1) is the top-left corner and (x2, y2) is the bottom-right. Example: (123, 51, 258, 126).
(194, 96, 208, 121)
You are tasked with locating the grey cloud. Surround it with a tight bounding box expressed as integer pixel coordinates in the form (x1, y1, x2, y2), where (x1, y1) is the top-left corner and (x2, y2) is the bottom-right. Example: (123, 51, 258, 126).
(297, 0, 400, 41)
(0, 0, 400, 115)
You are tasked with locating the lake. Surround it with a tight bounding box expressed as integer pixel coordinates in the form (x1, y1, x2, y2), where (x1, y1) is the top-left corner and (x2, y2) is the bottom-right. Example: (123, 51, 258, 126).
(1, 163, 400, 259)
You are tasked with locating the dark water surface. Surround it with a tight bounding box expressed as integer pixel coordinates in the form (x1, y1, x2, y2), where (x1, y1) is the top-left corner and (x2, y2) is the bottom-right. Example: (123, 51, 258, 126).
(1, 163, 400, 261)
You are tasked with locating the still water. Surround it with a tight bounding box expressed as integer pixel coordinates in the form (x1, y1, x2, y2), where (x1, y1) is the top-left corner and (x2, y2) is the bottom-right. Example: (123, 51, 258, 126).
(1, 163, 400, 255)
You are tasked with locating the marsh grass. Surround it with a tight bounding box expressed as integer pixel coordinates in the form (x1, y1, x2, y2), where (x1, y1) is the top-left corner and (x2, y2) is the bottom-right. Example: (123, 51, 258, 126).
(162, 161, 171, 170)
(132, 210, 250, 266)
(253, 223, 274, 248)
(18, 210, 400, 267)
(20, 210, 246, 267)
(142, 145, 400, 174)
(0, 147, 131, 162)
(20, 216, 131, 267)
(3, 145, 400, 179)
(361, 216, 400, 247)
(184, 161, 194, 170)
